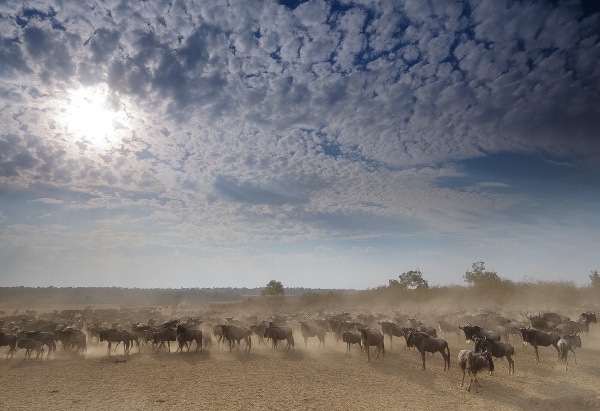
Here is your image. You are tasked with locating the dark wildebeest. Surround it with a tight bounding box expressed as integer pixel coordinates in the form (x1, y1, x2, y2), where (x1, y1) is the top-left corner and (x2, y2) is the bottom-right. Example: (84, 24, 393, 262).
(407, 318, 438, 338)
(264, 323, 294, 352)
(458, 349, 494, 393)
(459, 325, 501, 343)
(473, 337, 515, 374)
(558, 334, 581, 371)
(0, 332, 18, 359)
(17, 338, 44, 360)
(580, 312, 596, 326)
(153, 327, 177, 353)
(299, 322, 326, 350)
(378, 321, 405, 350)
(358, 326, 384, 362)
(221, 324, 252, 353)
(519, 327, 560, 362)
(100, 329, 132, 355)
(176, 324, 203, 353)
(406, 331, 450, 371)
(341, 331, 362, 356)
(55, 327, 87, 355)
(17, 331, 56, 359)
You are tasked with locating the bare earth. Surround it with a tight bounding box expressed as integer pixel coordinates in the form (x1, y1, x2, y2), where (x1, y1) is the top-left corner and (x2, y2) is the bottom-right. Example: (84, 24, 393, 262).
(2, 328, 600, 411)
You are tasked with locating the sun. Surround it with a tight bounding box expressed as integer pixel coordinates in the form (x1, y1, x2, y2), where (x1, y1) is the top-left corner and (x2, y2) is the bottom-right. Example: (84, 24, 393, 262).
(56, 84, 128, 149)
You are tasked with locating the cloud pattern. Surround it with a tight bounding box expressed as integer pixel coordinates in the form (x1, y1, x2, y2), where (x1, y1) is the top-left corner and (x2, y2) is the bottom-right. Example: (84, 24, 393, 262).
(0, 0, 598, 287)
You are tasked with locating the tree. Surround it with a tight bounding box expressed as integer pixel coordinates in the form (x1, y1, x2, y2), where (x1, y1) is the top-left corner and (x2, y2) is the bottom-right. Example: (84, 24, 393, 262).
(261, 280, 285, 296)
(389, 269, 429, 290)
(463, 261, 501, 286)
(589, 270, 600, 288)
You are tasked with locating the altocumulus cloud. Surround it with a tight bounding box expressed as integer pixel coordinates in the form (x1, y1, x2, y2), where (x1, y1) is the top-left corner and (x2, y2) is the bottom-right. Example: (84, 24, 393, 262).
(0, 0, 598, 288)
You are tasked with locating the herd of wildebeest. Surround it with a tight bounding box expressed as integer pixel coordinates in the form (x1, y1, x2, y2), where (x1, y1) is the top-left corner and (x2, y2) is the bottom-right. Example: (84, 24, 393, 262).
(0, 305, 597, 393)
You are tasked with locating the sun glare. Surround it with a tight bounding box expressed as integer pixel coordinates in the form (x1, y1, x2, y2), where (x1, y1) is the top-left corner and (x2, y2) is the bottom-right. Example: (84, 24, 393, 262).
(56, 84, 128, 149)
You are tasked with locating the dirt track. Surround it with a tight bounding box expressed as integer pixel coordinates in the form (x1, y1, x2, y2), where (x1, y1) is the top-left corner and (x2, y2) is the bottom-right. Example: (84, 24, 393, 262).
(2, 328, 600, 411)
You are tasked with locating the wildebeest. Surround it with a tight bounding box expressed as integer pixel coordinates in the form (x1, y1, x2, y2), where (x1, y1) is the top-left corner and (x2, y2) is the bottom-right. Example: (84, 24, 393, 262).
(263, 323, 294, 352)
(153, 327, 177, 353)
(221, 324, 252, 353)
(250, 321, 268, 347)
(100, 328, 132, 355)
(299, 322, 326, 350)
(213, 324, 225, 349)
(378, 321, 405, 349)
(17, 338, 44, 360)
(437, 317, 461, 342)
(358, 326, 384, 361)
(580, 312, 596, 325)
(176, 324, 203, 353)
(406, 331, 450, 371)
(473, 337, 515, 374)
(558, 334, 581, 371)
(55, 327, 87, 355)
(554, 320, 588, 335)
(341, 331, 362, 356)
(17, 331, 56, 359)
(0, 332, 18, 359)
(459, 325, 501, 342)
(519, 327, 560, 362)
(458, 349, 494, 393)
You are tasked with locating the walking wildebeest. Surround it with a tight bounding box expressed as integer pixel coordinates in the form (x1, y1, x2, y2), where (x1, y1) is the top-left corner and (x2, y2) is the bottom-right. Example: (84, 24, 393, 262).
(17, 331, 56, 359)
(176, 324, 203, 353)
(358, 326, 384, 361)
(0, 332, 18, 359)
(17, 338, 44, 360)
(221, 324, 252, 353)
(264, 323, 294, 352)
(558, 334, 581, 370)
(55, 327, 87, 355)
(99, 329, 132, 355)
(153, 327, 177, 353)
(341, 331, 362, 356)
(473, 337, 515, 374)
(407, 331, 450, 371)
(519, 327, 560, 362)
(250, 321, 268, 347)
(458, 349, 494, 393)
(299, 322, 326, 350)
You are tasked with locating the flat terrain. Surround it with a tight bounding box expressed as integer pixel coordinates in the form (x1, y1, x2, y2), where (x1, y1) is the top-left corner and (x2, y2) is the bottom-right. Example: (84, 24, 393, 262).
(2, 327, 600, 410)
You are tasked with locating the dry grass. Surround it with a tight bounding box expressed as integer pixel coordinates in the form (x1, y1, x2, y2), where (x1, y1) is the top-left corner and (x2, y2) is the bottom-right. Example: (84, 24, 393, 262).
(2, 285, 600, 410)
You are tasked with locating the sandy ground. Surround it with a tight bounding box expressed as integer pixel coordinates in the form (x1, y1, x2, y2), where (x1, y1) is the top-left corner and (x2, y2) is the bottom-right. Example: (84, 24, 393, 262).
(2, 326, 600, 411)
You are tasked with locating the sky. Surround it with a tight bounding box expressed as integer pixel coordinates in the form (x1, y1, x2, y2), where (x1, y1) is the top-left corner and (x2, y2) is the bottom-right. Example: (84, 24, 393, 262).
(0, 0, 599, 290)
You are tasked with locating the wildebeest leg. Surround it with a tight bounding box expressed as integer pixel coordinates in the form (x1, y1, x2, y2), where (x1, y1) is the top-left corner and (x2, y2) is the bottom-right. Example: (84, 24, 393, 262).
(533, 345, 539, 362)
(507, 356, 515, 374)
(420, 351, 426, 370)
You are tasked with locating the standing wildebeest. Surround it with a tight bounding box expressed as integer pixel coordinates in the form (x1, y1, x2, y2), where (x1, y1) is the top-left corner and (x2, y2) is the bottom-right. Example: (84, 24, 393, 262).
(299, 322, 326, 350)
(554, 320, 588, 335)
(437, 317, 461, 342)
(519, 327, 560, 362)
(264, 323, 294, 352)
(17, 338, 45, 360)
(0, 332, 18, 359)
(473, 337, 515, 374)
(213, 324, 225, 349)
(100, 329, 132, 355)
(341, 331, 362, 356)
(17, 331, 56, 359)
(378, 321, 405, 349)
(459, 325, 501, 343)
(55, 327, 87, 355)
(458, 349, 494, 393)
(358, 326, 384, 362)
(558, 334, 581, 370)
(176, 324, 203, 353)
(406, 331, 450, 371)
(221, 324, 252, 353)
